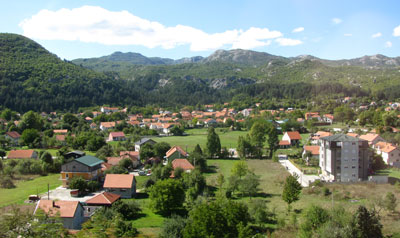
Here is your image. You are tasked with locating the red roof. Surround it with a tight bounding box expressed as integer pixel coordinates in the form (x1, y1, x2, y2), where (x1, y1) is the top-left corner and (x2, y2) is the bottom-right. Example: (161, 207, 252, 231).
(36, 200, 79, 218)
(166, 146, 188, 158)
(103, 174, 135, 189)
(304, 146, 320, 155)
(5, 131, 21, 139)
(56, 135, 66, 141)
(109, 131, 125, 137)
(119, 151, 139, 159)
(286, 131, 302, 140)
(172, 159, 194, 171)
(7, 150, 36, 159)
(279, 140, 290, 146)
(106, 157, 124, 166)
(53, 129, 68, 134)
(85, 192, 120, 205)
(101, 162, 112, 171)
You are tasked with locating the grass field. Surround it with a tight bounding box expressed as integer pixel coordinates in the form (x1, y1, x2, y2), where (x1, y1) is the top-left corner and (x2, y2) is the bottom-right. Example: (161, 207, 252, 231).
(152, 128, 248, 152)
(0, 174, 62, 207)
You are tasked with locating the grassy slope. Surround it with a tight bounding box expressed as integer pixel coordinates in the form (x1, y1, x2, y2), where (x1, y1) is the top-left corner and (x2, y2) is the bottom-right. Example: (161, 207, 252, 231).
(152, 128, 247, 152)
(0, 174, 61, 207)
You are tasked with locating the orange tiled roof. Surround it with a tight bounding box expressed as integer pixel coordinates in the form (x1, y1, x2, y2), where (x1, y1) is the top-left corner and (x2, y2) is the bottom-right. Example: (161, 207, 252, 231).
(7, 150, 35, 159)
(286, 131, 302, 140)
(375, 141, 398, 153)
(53, 129, 68, 134)
(304, 146, 320, 155)
(103, 174, 135, 189)
(37, 200, 79, 218)
(359, 133, 379, 142)
(5, 131, 21, 139)
(279, 140, 290, 146)
(172, 159, 194, 171)
(85, 192, 120, 205)
(166, 146, 188, 158)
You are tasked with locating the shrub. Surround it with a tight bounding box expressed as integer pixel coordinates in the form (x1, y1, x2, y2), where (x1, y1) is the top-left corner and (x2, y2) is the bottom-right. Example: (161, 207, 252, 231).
(0, 176, 15, 189)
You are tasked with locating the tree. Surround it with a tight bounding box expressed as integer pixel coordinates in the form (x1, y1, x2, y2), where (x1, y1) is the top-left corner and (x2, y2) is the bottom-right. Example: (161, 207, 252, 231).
(231, 160, 248, 179)
(298, 205, 330, 238)
(148, 179, 185, 215)
(249, 121, 267, 158)
(19, 111, 43, 131)
(159, 215, 187, 238)
(68, 176, 87, 193)
(383, 192, 397, 213)
(352, 205, 383, 238)
(40, 152, 53, 165)
(170, 125, 184, 136)
(193, 144, 203, 155)
(206, 127, 221, 158)
(188, 152, 207, 172)
(238, 171, 260, 197)
(95, 144, 114, 160)
(237, 135, 253, 159)
(139, 143, 155, 162)
(248, 199, 271, 227)
(153, 142, 171, 158)
(266, 123, 279, 158)
(86, 136, 106, 151)
(282, 175, 302, 212)
(183, 199, 251, 238)
(62, 113, 79, 128)
(21, 128, 40, 147)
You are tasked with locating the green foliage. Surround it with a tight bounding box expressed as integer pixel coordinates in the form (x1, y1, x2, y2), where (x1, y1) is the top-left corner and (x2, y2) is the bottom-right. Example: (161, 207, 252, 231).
(21, 128, 40, 147)
(68, 176, 87, 192)
(282, 175, 302, 211)
(231, 160, 248, 179)
(0, 176, 15, 189)
(384, 192, 397, 213)
(40, 151, 53, 165)
(19, 111, 43, 131)
(238, 171, 260, 197)
(159, 214, 187, 238)
(188, 152, 207, 172)
(248, 199, 273, 227)
(170, 125, 185, 136)
(153, 142, 171, 158)
(206, 127, 221, 158)
(298, 205, 330, 238)
(352, 205, 383, 238)
(148, 179, 185, 216)
(183, 199, 251, 238)
(193, 144, 203, 155)
(139, 143, 155, 161)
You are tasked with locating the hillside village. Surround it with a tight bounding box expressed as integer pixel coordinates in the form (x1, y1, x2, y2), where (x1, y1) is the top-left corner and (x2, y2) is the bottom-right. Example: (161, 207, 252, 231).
(1, 97, 400, 237)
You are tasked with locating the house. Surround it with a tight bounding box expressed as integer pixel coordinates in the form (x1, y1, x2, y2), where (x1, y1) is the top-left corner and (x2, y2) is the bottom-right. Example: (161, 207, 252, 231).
(55, 135, 66, 145)
(305, 112, 320, 121)
(166, 146, 188, 161)
(34, 200, 85, 230)
(103, 174, 136, 198)
(375, 141, 400, 167)
(119, 151, 141, 168)
(90, 122, 97, 129)
(282, 131, 302, 146)
(302, 146, 320, 164)
(134, 138, 156, 151)
(323, 114, 334, 124)
(172, 159, 195, 172)
(53, 129, 68, 134)
(101, 107, 119, 114)
(204, 118, 217, 127)
(85, 192, 120, 206)
(65, 151, 86, 160)
(107, 131, 126, 142)
(100, 122, 116, 131)
(60, 155, 103, 188)
(319, 134, 370, 182)
(359, 133, 385, 146)
(310, 131, 333, 145)
(7, 149, 38, 159)
(171, 159, 194, 177)
(279, 140, 291, 149)
(5, 131, 21, 146)
(107, 153, 141, 169)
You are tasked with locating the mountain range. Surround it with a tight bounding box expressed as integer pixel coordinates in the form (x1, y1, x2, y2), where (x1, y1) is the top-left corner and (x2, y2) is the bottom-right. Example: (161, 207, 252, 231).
(2, 32, 400, 112)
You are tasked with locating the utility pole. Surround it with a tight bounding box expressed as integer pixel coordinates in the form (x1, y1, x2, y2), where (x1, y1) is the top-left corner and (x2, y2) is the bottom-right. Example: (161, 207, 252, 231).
(47, 183, 50, 200)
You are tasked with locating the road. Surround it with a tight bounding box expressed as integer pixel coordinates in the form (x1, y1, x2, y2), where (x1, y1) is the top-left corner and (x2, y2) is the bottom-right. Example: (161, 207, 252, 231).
(279, 159, 320, 187)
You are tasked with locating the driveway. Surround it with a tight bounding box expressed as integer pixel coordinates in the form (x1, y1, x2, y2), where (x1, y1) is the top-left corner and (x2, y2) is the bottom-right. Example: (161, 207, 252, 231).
(42, 186, 104, 202)
(279, 159, 320, 187)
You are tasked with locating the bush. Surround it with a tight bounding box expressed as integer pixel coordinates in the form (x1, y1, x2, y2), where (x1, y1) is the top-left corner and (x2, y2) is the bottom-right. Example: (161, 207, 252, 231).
(87, 181, 99, 192)
(159, 215, 187, 238)
(68, 176, 87, 193)
(0, 176, 15, 189)
(323, 187, 331, 196)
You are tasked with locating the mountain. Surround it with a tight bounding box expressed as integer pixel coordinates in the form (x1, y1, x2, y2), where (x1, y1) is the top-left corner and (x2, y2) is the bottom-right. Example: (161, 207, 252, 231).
(0, 33, 139, 112)
(203, 49, 289, 66)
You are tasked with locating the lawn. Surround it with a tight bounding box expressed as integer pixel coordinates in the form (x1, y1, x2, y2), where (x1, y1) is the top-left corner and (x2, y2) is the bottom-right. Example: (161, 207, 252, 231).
(152, 128, 248, 152)
(0, 173, 62, 207)
(376, 168, 400, 180)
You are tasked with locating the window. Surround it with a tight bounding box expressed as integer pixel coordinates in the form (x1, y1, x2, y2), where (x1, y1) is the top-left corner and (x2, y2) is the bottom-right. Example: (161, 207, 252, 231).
(352, 142, 356, 145)
(352, 166, 356, 169)
(120, 189, 127, 192)
(352, 174, 356, 177)
(344, 166, 348, 169)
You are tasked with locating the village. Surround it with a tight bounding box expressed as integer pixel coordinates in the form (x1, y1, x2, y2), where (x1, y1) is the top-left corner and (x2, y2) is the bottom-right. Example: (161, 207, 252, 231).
(0, 97, 400, 237)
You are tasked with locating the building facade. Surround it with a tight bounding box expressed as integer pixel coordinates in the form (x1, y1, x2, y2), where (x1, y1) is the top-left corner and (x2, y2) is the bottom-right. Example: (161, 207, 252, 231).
(319, 134, 370, 182)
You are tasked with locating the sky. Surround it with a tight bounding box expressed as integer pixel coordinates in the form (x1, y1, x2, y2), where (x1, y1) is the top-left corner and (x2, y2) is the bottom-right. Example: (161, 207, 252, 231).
(1, 0, 400, 60)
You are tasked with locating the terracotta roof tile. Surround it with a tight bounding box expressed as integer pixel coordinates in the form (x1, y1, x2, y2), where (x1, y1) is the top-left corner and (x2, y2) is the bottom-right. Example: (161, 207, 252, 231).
(85, 192, 120, 205)
(166, 146, 188, 158)
(279, 140, 290, 146)
(7, 150, 36, 159)
(36, 200, 79, 218)
(286, 131, 302, 140)
(304, 146, 320, 155)
(172, 159, 194, 171)
(103, 174, 135, 189)
(5, 131, 21, 139)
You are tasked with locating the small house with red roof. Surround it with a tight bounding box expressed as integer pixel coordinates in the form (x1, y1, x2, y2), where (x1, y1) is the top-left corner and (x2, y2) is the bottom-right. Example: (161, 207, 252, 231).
(375, 141, 400, 167)
(172, 159, 194, 173)
(302, 145, 320, 164)
(5, 131, 21, 146)
(166, 146, 188, 162)
(281, 131, 302, 146)
(103, 174, 136, 198)
(100, 122, 116, 131)
(85, 192, 120, 206)
(107, 131, 126, 142)
(7, 149, 37, 159)
(34, 200, 84, 230)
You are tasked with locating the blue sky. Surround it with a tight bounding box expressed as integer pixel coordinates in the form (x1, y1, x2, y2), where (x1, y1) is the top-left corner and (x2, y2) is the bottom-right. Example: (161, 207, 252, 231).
(1, 0, 400, 60)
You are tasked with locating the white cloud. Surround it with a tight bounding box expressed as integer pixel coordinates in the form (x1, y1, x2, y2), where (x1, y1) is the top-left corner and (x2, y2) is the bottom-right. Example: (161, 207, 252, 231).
(371, 32, 382, 38)
(394, 25, 400, 37)
(344, 33, 352, 37)
(385, 41, 392, 48)
(332, 18, 342, 24)
(19, 5, 292, 51)
(292, 27, 304, 33)
(275, 38, 303, 46)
